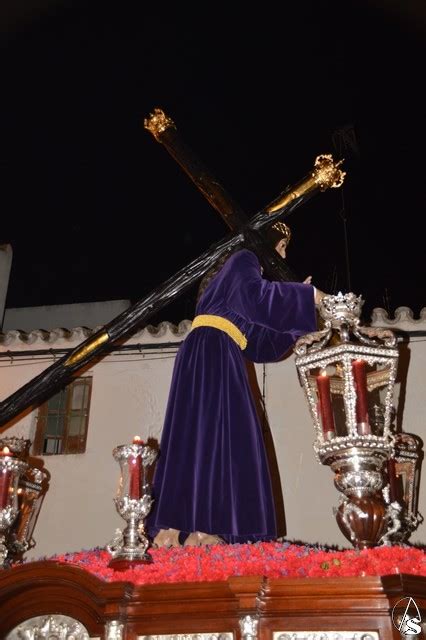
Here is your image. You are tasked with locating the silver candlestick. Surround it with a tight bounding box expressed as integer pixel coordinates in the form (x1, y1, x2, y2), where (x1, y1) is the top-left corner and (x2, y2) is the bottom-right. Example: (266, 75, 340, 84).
(107, 439, 157, 570)
(0, 446, 28, 569)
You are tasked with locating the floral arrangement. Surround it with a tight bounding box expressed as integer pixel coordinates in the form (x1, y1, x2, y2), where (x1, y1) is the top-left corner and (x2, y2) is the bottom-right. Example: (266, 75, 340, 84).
(35, 541, 426, 585)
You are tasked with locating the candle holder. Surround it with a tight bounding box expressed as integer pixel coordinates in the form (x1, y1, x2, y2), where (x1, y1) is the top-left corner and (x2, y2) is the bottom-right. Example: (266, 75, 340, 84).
(107, 441, 157, 570)
(0, 437, 48, 563)
(295, 292, 403, 549)
(0, 443, 28, 569)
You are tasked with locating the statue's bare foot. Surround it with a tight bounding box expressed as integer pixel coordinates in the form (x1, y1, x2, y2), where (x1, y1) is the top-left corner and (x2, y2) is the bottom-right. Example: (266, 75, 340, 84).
(152, 528, 181, 548)
(184, 531, 225, 546)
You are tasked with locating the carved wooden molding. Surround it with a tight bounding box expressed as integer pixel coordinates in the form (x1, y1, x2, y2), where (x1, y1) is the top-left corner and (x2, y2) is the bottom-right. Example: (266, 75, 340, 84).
(1, 562, 426, 639)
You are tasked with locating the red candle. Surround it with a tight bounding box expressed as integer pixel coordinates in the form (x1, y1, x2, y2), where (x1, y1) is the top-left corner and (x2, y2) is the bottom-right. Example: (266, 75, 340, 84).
(352, 359, 371, 434)
(129, 436, 142, 499)
(316, 372, 335, 435)
(0, 447, 12, 509)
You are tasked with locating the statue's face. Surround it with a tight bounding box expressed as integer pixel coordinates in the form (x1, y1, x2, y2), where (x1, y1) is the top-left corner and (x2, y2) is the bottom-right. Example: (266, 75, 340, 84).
(274, 238, 287, 259)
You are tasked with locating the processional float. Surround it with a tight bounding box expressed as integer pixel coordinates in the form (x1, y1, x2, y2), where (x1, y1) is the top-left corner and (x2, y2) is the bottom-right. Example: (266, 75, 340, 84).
(0, 108, 420, 562)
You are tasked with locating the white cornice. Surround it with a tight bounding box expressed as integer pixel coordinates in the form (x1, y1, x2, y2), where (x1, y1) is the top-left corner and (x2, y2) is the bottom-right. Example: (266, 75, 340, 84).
(2, 307, 426, 350)
(0, 320, 192, 349)
(370, 307, 426, 330)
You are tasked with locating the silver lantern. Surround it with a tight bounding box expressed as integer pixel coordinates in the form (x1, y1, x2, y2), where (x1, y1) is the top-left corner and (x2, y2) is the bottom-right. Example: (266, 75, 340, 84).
(294, 292, 405, 548)
(0, 440, 28, 568)
(0, 436, 48, 563)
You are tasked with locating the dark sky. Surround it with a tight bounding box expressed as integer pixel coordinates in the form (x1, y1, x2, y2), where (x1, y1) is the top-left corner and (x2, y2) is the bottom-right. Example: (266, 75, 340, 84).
(1, 1, 425, 325)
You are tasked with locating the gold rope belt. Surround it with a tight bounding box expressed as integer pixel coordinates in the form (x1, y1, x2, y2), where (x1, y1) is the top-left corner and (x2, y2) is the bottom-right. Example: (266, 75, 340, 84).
(191, 314, 247, 350)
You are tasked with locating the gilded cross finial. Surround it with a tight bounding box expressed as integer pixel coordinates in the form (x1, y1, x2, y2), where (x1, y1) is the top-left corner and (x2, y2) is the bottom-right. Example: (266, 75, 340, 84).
(144, 108, 176, 140)
(267, 153, 345, 213)
(312, 153, 346, 190)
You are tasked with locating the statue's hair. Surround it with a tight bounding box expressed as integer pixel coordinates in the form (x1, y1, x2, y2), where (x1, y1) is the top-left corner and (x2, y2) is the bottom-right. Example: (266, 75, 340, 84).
(196, 222, 291, 303)
(197, 246, 237, 303)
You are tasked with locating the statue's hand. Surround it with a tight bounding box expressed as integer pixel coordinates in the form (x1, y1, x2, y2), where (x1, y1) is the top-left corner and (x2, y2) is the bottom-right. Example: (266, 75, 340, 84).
(314, 287, 327, 306)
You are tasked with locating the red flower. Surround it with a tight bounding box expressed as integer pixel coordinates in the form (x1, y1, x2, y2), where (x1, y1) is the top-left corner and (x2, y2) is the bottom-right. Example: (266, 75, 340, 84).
(29, 542, 426, 585)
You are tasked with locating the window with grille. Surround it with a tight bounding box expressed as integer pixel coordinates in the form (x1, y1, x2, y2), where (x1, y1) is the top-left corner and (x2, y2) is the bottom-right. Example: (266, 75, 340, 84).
(34, 377, 92, 455)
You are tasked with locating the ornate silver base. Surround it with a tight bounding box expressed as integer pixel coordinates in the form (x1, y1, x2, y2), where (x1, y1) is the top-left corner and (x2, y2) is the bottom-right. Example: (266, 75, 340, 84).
(108, 554, 153, 571)
(107, 526, 153, 569)
(107, 495, 154, 570)
(321, 441, 391, 548)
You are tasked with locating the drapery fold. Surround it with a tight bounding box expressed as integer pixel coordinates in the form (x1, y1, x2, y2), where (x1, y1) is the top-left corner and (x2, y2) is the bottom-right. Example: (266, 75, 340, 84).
(148, 250, 316, 543)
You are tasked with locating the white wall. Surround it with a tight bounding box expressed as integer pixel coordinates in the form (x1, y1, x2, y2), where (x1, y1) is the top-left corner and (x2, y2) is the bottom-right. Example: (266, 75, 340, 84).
(0, 310, 426, 558)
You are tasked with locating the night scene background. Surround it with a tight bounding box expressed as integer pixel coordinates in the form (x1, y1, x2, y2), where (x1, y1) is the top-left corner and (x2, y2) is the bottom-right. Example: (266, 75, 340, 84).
(1, 1, 425, 326)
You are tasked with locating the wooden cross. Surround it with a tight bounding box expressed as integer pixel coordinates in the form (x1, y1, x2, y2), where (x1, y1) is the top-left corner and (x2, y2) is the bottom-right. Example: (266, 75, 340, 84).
(0, 124, 344, 428)
(144, 108, 298, 282)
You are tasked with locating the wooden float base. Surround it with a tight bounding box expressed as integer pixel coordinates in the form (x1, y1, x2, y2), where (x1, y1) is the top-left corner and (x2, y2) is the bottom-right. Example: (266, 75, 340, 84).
(1, 561, 425, 638)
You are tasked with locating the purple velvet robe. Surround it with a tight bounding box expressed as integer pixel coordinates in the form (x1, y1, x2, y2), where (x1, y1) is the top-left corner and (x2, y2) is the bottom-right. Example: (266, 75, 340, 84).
(149, 250, 317, 543)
